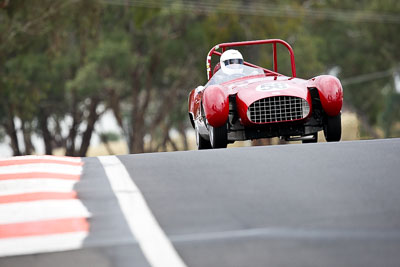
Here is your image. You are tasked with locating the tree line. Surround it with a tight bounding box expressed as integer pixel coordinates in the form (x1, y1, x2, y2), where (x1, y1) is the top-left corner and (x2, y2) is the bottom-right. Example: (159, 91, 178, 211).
(0, 0, 399, 156)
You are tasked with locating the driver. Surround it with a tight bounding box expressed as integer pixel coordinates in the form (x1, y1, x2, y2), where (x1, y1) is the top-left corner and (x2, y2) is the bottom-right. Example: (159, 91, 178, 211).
(220, 49, 244, 75)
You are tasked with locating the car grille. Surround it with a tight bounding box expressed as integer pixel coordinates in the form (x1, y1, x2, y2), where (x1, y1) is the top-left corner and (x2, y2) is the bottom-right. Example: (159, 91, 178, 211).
(247, 96, 310, 123)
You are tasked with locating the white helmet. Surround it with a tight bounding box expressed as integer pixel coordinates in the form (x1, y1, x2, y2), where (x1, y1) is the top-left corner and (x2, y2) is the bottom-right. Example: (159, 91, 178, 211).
(220, 49, 244, 75)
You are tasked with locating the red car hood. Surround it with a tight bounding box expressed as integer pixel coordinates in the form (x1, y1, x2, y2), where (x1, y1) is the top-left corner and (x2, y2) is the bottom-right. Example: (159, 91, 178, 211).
(223, 75, 309, 105)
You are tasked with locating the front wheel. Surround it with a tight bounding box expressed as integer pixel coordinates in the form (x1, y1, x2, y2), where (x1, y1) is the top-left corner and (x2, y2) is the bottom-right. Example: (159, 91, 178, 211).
(209, 123, 228, 149)
(324, 113, 341, 142)
(196, 126, 211, 150)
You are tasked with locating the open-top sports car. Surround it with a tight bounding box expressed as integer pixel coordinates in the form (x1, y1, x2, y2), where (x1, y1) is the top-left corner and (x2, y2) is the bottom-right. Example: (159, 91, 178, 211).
(188, 39, 343, 149)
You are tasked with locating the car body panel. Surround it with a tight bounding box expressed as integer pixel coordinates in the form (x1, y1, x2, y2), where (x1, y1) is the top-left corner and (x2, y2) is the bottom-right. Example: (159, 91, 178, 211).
(203, 85, 230, 128)
(310, 75, 343, 116)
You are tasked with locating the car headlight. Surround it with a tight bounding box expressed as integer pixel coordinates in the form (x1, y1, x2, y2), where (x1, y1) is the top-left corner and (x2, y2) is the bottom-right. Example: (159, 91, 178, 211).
(302, 100, 310, 118)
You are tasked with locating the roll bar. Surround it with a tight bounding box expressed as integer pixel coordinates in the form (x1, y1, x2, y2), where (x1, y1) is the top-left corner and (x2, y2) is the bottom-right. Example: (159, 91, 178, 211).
(206, 39, 296, 80)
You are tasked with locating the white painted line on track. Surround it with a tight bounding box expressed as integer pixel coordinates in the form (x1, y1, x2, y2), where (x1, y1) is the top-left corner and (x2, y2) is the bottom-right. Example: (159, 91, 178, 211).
(0, 179, 77, 196)
(98, 156, 187, 267)
(0, 231, 88, 257)
(169, 227, 400, 242)
(0, 199, 91, 224)
(0, 163, 83, 175)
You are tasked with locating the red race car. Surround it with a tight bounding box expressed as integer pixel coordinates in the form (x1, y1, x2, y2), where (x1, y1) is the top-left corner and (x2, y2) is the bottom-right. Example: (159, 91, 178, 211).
(188, 39, 343, 149)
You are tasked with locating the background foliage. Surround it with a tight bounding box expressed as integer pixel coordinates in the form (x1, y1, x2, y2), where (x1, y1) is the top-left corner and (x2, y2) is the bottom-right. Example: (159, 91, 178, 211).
(0, 0, 399, 156)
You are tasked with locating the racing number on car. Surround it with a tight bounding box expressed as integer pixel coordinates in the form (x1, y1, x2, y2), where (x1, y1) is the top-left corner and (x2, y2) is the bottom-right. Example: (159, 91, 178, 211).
(256, 82, 289, 92)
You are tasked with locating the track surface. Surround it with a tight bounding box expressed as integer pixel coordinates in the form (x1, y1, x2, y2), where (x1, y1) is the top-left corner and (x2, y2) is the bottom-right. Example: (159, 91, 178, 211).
(2, 138, 400, 267)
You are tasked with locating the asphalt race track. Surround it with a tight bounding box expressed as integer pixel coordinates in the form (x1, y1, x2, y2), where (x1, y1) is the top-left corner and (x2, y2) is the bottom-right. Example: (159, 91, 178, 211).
(1, 138, 400, 267)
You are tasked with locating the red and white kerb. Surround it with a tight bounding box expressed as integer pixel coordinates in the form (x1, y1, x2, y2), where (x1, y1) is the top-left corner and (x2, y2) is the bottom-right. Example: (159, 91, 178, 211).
(0, 155, 90, 257)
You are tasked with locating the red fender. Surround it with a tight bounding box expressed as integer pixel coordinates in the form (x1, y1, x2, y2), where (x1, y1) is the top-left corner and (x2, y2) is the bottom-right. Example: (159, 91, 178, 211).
(311, 75, 343, 116)
(202, 85, 229, 127)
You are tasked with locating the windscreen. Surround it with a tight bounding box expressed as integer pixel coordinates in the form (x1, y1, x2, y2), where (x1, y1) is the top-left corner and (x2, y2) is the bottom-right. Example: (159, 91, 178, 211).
(206, 65, 264, 86)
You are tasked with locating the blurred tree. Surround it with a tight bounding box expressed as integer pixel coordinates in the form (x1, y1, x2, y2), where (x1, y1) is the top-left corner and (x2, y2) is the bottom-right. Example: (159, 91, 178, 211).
(99, 131, 120, 155)
(0, 0, 104, 156)
(305, 0, 400, 138)
(93, 3, 208, 153)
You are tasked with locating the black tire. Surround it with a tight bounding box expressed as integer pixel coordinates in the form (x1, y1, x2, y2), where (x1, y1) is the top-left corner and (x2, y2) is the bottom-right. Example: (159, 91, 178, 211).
(324, 113, 342, 142)
(196, 127, 211, 150)
(302, 133, 318, 143)
(209, 124, 228, 149)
